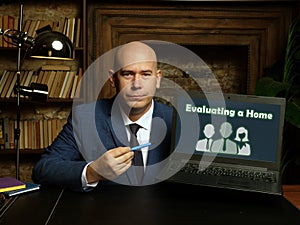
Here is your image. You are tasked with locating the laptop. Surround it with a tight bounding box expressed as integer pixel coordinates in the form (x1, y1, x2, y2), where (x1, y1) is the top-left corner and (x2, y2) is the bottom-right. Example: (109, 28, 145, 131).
(158, 92, 286, 195)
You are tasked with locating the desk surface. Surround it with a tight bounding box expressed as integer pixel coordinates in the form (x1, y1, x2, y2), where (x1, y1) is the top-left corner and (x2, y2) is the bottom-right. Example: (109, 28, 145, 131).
(1, 182, 300, 225)
(283, 185, 300, 210)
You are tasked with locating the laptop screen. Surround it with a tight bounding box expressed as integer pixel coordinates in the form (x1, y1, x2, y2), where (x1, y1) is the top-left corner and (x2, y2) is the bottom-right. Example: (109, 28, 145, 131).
(171, 92, 286, 170)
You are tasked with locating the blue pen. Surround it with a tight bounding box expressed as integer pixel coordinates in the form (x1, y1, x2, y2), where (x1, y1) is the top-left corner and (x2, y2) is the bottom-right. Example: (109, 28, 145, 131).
(131, 142, 152, 151)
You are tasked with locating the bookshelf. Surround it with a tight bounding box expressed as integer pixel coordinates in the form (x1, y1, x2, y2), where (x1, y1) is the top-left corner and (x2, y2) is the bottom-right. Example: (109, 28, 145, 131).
(0, 0, 86, 155)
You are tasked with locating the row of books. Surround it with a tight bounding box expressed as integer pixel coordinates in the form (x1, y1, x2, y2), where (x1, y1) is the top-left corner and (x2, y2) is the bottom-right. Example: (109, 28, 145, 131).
(0, 66, 83, 99)
(0, 15, 81, 48)
(0, 117, 67, 151)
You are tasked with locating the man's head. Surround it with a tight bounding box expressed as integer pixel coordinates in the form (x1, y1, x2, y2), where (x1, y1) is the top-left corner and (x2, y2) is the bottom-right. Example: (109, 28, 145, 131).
(203, 124, 215, 139)
(109, 41, 162, 120)
(219, 122, 233, 138)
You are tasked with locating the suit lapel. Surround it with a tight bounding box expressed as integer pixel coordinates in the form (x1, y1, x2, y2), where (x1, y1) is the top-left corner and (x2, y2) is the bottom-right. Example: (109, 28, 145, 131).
(102, 99, 141, 185)
(99, 98, 128, 148)
(147, 101, 169, 166)
(106, 112, 128, 147)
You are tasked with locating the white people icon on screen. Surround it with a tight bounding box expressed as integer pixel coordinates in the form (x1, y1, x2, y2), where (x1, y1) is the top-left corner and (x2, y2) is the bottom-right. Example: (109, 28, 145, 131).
(234, 126, 251, 156)
(210, 122, 237, 154)
(195, 122, 252, 156)
(195, 124, 215, 152)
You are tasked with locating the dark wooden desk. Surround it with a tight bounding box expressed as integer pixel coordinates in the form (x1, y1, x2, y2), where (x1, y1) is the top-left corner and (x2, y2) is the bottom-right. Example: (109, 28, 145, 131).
(1, 182, 300, 225)
(0, 187, 63, 225)
(283, 185, 300, 210)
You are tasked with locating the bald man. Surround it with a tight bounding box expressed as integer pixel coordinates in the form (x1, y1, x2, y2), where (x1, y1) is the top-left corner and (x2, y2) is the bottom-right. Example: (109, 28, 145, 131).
(32, 41, 173, 191)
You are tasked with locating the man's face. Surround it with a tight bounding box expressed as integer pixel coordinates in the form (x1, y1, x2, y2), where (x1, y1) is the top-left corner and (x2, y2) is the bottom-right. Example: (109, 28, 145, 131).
(220, 123, 232, 138)
(203, 124, 215, 138)
(112, 61, 162, 115)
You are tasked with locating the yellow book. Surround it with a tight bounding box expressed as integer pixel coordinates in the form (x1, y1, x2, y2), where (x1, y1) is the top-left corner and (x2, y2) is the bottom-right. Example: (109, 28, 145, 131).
(0, 177, 26, 193)
(5, 73, 17, 98)
(62, 71, 75, 99)
(43, 119, 48, 147)
(23, 19, 31, 33)
(1, 71, 14, 98)
(58, 71, 69, 98)
(0, 70, 9, 94)
(27, 20, 37, 38)
(74, 68, 83, 98)
(70, 72, 79, 99)
(39, 120, 44, 149)
(19, 120, 24, 150)
(47, 71, 57, 96)
(75, 17, 81, 48)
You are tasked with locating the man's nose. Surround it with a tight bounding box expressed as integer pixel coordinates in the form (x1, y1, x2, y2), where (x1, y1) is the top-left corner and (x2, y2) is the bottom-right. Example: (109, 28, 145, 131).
(132, 74, 142, 88)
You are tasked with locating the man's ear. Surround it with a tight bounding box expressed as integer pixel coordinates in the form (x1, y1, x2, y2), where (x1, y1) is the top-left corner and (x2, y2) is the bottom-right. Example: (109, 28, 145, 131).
(108, 69, 116, 88)
(156, 70, 162, 89)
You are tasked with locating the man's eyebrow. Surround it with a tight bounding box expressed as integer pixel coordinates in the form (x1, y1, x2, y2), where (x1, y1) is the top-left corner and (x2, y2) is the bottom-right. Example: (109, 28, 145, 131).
(140, 70, 153, 74)
(120, 69, 153, 73)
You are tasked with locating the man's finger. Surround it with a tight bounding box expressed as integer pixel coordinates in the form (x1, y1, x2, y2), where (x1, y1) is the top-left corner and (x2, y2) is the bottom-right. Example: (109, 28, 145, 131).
(116, 151, 134, 164)
(109, 147, 131, 157)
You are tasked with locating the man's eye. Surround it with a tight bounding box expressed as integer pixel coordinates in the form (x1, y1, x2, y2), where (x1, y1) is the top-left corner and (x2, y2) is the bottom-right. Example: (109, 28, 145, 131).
(122, 72, 133, 77)
(142, 73, 152, 77)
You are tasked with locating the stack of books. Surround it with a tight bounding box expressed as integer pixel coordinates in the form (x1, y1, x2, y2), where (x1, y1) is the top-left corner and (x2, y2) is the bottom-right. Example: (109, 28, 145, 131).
(0, 177, 40, 197)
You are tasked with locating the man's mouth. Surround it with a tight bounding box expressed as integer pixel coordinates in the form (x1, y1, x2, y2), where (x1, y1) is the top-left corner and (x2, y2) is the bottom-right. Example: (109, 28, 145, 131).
(127, 94, 146, 100)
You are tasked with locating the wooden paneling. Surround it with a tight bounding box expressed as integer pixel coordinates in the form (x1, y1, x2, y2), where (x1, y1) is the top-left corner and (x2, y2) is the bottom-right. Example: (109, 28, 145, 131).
(88, 3, 294, 97)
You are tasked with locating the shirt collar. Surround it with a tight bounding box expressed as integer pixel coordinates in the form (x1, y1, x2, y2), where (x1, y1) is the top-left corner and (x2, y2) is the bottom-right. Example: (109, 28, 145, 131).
(120, 100, 154, 130)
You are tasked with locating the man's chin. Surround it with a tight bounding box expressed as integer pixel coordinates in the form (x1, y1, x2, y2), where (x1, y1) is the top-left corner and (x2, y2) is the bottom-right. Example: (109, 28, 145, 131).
(127, 100, 152, 113)
(128, 102, 147, 110)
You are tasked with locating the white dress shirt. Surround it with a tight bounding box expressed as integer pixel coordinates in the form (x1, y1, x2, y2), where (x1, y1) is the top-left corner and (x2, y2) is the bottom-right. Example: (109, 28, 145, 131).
(121, 100, 153, 166)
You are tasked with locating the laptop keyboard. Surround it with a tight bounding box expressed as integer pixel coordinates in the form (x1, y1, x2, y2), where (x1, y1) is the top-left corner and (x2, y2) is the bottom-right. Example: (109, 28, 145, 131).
(180, 162, 277, 183)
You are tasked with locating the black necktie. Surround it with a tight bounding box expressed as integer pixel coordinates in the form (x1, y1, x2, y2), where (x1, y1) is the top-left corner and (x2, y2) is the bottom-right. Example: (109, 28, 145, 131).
(223, 138, 227, 151)
(129, 123, 144, 184)
(206, 138, 210, 150)
(129, 123, 144, 167)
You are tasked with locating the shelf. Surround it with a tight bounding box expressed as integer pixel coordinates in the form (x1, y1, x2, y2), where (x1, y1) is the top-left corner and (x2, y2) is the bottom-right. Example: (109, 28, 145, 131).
(0, 98, 77, 103)
(0, 47, 18, 50)
(0, 149, 45, 155)
(0, 47, 84, 52)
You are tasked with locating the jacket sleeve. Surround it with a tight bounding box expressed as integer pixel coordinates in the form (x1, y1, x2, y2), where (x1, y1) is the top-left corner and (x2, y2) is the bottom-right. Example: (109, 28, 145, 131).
(32, 114, 87, 192)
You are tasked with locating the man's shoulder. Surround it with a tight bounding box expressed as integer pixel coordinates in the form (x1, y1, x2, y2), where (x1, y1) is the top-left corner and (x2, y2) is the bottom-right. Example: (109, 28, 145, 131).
(154, 99, 172, 111)
(153, 99, 173, 120)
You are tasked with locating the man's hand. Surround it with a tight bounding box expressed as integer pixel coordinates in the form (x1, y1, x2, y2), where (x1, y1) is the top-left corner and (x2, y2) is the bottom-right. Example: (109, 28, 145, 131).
(86, 147, 134, 184)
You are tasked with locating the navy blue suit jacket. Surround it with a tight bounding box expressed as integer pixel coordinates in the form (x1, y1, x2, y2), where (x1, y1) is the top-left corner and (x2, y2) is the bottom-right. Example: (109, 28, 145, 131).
(32, 98, 173, 191)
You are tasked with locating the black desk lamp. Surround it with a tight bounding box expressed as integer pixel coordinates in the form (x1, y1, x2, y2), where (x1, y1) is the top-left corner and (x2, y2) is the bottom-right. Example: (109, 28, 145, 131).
(30, 26, 73, 60)
(0, 3, 73, 180)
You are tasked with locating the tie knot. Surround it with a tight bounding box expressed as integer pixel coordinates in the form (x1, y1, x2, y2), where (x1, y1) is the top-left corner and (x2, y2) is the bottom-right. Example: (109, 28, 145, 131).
(129, 123, 141, 136)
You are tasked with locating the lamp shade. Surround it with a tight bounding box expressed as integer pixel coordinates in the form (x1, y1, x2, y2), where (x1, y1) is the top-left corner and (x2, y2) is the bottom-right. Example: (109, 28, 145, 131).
(30, 30, 73, 60)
